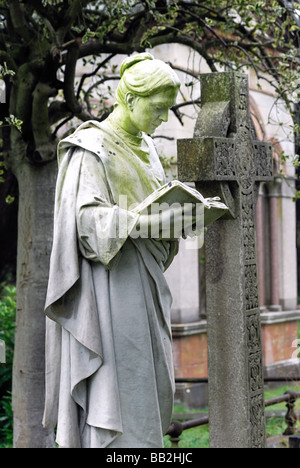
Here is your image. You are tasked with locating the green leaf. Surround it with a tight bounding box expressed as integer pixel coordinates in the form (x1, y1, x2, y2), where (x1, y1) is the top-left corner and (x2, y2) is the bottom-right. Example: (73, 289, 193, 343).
(5, 195, 15, 205)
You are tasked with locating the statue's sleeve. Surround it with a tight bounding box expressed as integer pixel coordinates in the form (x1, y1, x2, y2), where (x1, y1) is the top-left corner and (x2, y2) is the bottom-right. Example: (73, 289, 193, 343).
(75, 149, 139, 267)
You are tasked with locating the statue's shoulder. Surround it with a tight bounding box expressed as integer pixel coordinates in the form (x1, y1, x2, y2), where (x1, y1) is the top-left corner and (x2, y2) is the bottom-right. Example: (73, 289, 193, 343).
(71, 120, 106, 144)
(59, 120, 110, 159)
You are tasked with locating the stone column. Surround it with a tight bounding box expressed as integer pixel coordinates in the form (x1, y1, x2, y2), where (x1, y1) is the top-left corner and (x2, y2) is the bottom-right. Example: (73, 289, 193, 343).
(256, 188, 266, 308)
(269, 184, 280, 308)
(277, 177, 298, 311)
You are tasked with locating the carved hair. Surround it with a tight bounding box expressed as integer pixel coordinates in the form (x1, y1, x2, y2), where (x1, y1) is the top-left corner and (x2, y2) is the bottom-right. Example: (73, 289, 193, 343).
(116, 53, 180, 106)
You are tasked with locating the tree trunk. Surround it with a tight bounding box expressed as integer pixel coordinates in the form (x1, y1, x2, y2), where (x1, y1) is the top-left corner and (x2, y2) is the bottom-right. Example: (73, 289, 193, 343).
(12, 158, 57, 448)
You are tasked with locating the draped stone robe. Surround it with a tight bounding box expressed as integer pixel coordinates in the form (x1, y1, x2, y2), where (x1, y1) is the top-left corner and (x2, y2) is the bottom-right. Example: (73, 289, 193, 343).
(42, 119, 178, 448)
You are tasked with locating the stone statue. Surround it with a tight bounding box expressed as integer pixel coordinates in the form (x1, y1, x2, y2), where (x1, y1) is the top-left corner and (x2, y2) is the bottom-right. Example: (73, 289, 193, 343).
(42, 53, 196, 448)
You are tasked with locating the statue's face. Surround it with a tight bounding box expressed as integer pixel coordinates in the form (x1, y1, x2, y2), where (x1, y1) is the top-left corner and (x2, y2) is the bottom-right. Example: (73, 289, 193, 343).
(127, 87, 178, 135)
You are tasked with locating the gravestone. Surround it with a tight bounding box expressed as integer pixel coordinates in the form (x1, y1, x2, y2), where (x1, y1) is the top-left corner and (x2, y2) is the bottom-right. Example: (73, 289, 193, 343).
(0, 339, 5, 363)
(178, 72, 273, 448)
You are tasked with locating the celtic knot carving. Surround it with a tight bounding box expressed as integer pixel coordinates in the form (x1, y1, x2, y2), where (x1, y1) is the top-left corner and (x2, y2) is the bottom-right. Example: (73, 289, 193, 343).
(245, 265, 259, 310)
(247, 311, 265, 447)
(246, 314, 261, 354)
(215, 139, 236, 178)
(214, 126, 272, 192)
(241, 192, 256, 263)
(249, 353, 263, 392)
(250, 393, 265, 448)
(255, 143, 273, 178)
(235, 129, 256, 190)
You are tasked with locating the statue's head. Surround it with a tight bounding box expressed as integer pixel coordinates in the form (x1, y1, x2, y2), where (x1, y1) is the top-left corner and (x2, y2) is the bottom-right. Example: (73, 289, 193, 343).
(115, 53, 181, 135)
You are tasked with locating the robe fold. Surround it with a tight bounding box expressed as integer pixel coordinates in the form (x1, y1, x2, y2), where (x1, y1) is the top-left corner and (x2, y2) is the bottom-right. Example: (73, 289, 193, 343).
(43, 119, 178, 448)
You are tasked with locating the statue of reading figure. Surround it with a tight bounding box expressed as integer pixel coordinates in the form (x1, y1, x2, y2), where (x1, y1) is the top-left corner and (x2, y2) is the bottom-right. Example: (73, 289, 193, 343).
(43, 53, 199, 448)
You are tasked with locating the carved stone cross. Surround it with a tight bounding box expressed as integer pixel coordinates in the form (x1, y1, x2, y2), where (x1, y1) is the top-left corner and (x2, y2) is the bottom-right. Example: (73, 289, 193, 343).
(178, 72, 273, 448)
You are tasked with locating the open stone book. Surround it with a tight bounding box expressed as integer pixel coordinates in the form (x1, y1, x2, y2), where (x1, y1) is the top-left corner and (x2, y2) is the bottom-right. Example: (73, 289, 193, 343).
(131, 180, 229, 227)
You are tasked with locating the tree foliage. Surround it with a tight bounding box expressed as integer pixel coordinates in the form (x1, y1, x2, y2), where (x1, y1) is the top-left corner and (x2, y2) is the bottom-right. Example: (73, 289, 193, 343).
(0, 0, 299, 168)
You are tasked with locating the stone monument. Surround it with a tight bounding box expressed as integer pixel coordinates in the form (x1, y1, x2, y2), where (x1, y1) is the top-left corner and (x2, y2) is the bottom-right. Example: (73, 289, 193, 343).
(178, 72, 273, 448)
(43, 53, 196, 449)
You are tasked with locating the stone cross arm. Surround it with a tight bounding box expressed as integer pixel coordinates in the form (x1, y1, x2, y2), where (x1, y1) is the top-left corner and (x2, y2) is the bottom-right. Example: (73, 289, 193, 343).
(178, 134, 273, 186)
(178, 72, 273, 219)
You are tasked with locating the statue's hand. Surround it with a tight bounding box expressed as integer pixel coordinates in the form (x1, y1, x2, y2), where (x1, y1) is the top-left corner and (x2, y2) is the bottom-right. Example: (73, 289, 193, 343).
(136, 205, 202, 240)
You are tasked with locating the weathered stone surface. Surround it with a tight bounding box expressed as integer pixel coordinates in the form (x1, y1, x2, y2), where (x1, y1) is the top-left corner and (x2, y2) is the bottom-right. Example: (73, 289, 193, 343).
(178, 72, 273, 448)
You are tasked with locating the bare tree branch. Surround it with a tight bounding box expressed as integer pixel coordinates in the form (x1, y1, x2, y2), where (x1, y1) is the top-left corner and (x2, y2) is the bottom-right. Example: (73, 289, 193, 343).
(152, 135, 175, 141)
(173, 99, 201, 111)
(9, 0, 32, 43)
(166, 62, 201, 81)
(78, 40, 136, 59)
(152, 34, 219, 72)
(64, 43, 82, 114)
(32, 82, 57, 162)
(14, 64, 37, 135)
(84, 75, 119, 114)
(48, 100, 70, 126)
(76, 53, 116, 100)
(52, 114, 73, 138)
